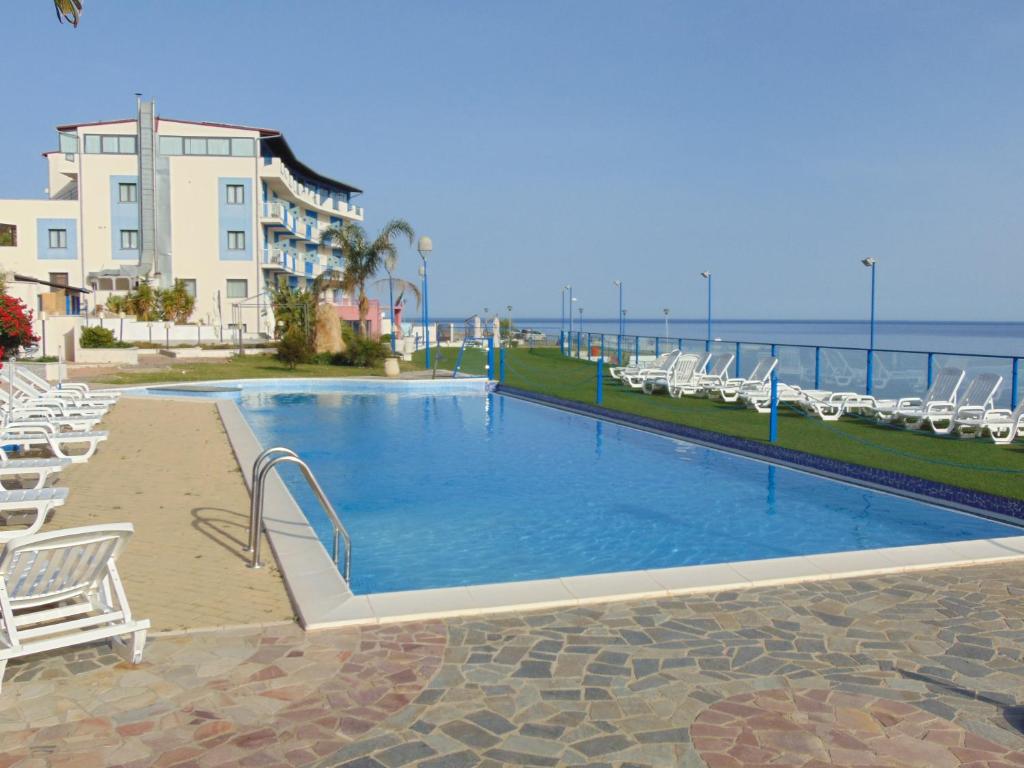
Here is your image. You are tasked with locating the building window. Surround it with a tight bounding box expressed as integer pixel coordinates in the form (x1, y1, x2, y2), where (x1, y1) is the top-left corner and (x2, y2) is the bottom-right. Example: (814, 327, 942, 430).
(114, 277, 132, 290)
(49, 272, 69, 287)
(58, 132, 78, 154)
(184, 137, 207, 155)
(83, 135, 101, 153)
(231, 138, 255, 156)
(101, 135, 119, 154)
(0, 223, 15, 247)
(207, 138, 230, 156)
(158, 136, 183, 155)
(180, 279, 197, 298)
(226, 184, 245, 205)
(96, 277, 114, 290)
(120, 230, 139, 250)
(48, 229, 67, 249)
(83, 134, 137, 154)
(118, 182, 137, 203)
(226, 279, 247, 299)
(227, 231, 245, 250)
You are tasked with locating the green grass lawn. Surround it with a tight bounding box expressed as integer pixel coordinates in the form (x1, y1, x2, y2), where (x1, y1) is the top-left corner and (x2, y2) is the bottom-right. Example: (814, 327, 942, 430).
(414, 346, 1024, 501)
(93, 355, 400, 386)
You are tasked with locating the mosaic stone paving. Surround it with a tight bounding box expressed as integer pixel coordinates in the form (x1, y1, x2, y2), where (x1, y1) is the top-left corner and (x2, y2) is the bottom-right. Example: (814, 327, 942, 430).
(2, 563, 1024, 767)
(0, 621, 445, 768)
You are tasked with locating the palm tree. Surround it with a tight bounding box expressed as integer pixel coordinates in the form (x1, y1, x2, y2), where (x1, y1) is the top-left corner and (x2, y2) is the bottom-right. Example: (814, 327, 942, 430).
(372, 255, 421, 352)
(53, 0, 82, 25)
(320, 219, 414, 337)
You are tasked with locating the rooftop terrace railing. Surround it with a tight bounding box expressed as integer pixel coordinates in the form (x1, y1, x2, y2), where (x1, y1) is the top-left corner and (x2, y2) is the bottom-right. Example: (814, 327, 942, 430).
(559, 329, 1021, 410)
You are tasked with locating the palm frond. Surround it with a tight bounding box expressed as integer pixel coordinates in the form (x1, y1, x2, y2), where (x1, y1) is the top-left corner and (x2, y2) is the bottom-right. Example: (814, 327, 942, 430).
(53, 0, 82, 25)
(371, 276, 421, 309)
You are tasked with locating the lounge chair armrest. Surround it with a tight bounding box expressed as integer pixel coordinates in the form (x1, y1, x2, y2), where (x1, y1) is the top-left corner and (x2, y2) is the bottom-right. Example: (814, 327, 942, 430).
(896, 397, 923, 409)
(923, 401, 955, 415)
(3, 423, 56, 436)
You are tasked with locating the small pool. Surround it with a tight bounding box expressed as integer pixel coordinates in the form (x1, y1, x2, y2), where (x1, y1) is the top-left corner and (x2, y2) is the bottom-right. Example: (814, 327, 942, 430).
(233, 384, 1020, 594)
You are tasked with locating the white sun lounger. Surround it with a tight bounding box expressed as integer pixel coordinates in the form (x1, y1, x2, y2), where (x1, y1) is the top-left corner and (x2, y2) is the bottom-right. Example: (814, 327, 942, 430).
(672, 353, 735, 398)
(0, 487, 69, 544)
(708, 356, 779, 403)
(609, 351, 671, 381)
(795, 390, 864, 421)
(14, 366, 120, 404)
(622, 349, 682, 390)
(0, 458, 71, 491)
(859, 367, 965, 424)
(954, 399, 1024, 444)
(922, 373, 1002, 435)
(0, 524, 149, 693)
(742, 383, 832, 415)
(0, 381, 109, 420)
(0, 424, 108, 463)
(643, 353, 704, 395)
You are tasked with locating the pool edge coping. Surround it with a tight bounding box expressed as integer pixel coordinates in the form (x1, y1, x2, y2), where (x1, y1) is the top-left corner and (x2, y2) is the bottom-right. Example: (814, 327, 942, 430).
(210, 378, 1024, 631)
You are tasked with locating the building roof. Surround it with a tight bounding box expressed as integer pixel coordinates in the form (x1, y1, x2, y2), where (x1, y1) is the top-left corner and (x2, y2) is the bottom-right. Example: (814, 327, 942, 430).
(54, 116, 362, 196)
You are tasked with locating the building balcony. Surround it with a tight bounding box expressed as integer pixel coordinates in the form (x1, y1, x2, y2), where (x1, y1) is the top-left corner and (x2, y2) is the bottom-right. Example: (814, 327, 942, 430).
(263, 244, 338, 278)
(260, 200, 328, 243)
(259, 157, 363, 221)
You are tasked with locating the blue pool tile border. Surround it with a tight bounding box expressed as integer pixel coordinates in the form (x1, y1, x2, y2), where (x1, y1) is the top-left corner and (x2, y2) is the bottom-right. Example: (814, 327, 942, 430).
(495, 385, 1024, 524)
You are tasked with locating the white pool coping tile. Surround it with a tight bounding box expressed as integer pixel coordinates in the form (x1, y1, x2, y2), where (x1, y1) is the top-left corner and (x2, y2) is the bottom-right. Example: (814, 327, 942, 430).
(561, 570, 667, 604)
(648, 563, 750, 594)
(729, 555, 831, 586)
(468, 579, 576, 613)
(805, 549, 905, 578)
(368, 587, 479, 624)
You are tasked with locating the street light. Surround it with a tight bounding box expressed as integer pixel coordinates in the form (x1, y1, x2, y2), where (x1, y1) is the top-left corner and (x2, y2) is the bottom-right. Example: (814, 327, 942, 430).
(561, 285, 570, 337)
(662, 307, 670, 337)
(39, 311, 48, 356)
(417, 235, 432, 367)
(862, 257, 877, 394)
(613, 280, 623, 336)
(700, 271, 712, 351)
(164, 320, 173, 351)
(506, 304, 513, 347)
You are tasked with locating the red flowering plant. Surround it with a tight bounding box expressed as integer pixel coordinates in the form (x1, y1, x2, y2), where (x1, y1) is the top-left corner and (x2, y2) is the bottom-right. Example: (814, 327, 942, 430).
(0, 294, 38, 363)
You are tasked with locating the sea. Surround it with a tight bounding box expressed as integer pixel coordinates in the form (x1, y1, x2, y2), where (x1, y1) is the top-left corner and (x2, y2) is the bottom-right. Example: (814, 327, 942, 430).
(438, 318, 1024, 358)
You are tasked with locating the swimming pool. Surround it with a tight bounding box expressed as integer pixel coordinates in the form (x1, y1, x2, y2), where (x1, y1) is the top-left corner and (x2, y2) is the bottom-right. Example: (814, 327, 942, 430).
(232, 383, 1020, 594)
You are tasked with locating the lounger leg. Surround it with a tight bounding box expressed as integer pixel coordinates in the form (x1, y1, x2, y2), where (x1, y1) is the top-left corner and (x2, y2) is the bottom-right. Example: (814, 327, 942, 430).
(112, 629, 148, 665)
(0, 658, 7, 694)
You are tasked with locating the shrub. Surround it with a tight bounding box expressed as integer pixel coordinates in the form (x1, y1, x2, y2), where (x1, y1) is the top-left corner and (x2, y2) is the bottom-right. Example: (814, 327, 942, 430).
(335, 336, 389, 368)
(79, 326, 128, 348)
(158, 280, 196, 323)
(277, 326, 310, 369)
(0, 294, 38, 360)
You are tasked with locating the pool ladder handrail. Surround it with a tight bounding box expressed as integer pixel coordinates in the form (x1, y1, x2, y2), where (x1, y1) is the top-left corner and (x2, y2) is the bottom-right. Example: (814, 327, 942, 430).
(246, 446, 352, 583)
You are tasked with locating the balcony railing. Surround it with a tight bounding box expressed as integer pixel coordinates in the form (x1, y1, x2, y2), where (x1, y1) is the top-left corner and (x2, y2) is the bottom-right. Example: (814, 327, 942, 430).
(261, 157, 364, 219)
(264, 244, 331, 277)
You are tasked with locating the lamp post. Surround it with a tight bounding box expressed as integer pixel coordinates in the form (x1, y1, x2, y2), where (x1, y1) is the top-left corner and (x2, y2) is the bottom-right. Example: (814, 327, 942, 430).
(385, 265, 396, 354)
(506, 304, 513, 347)
(570, 296, 577, 337)
(164, 321, 172, 351)
(561, 285, 570, 336)
(578, 305, 584, 331)
(418, 235, 432, 367)
(662, 308, 670, 337)
(613, 280, 623, 336)
(701, 271, 712, 351)
(862, 257, 877, 394)
(40, 311, 48, 356)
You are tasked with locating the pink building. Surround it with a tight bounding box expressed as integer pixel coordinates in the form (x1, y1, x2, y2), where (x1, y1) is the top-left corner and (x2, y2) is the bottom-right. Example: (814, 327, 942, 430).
(334, 297, 381, 338)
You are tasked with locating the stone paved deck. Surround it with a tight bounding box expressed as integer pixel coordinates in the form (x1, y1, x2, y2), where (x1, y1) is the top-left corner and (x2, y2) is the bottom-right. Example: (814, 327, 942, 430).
(3, 562, 1024, 767)
(52, 397, 294, 631)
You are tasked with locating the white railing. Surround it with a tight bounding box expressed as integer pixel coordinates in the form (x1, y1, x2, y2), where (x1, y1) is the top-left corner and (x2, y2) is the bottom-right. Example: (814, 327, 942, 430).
(265, 158, 363, 219)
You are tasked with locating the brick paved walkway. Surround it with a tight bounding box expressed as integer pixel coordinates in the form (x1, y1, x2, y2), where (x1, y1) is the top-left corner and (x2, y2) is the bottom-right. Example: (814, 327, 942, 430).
(53, 397, 294, 631)
(3, 563, 1024, 767)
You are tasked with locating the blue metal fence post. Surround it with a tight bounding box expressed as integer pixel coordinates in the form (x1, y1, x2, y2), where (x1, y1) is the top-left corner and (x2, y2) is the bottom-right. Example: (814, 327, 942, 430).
(487, 336, 494, 380)
(576, 331, 581, 358)
(559, 330, 565, 356)
(596, 356, 603, 405)
(655, 337, 661, 356)
(866, 349, 874, 395)
(677, 337, 683, 350)
(1013, 358, 1020, 409)
(600, 334, 605, 363)
(499, 345, 506, 382)
(769, 370, 779, 443)
(927, 352, 935, 388)
(587, 333, 592, 361)
(735, 342, 742, 378)
(814, 347, 821, 389)
(616, 334, 622, 365)
(634, 336, 640, 361)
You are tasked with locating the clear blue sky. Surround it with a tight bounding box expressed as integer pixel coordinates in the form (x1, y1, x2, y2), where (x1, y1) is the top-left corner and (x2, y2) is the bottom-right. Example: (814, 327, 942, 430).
(1, 1, 1021, 320)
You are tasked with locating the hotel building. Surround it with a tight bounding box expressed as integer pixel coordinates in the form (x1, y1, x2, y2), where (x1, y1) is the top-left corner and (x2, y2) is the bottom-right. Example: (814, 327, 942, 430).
(0, 99, 374, 338)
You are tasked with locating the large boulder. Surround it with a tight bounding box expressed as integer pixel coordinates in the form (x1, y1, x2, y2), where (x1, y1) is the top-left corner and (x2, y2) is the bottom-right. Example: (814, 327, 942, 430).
(314, 304, 346, 354)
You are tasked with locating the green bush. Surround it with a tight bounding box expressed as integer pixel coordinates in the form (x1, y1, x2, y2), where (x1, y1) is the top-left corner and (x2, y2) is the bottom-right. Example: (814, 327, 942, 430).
(276, 326, 310, 369)
(79, 326, 130, 348)
(334, 336, 389, 368)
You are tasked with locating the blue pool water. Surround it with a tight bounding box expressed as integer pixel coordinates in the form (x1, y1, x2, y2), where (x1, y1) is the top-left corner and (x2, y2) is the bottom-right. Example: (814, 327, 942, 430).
(236, 385, 1019, 594)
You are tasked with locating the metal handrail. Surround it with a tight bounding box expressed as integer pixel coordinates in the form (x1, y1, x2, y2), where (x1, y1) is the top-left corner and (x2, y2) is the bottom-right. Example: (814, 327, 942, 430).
(246, 446, 297, 554)
(247, 448, 352, 583)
